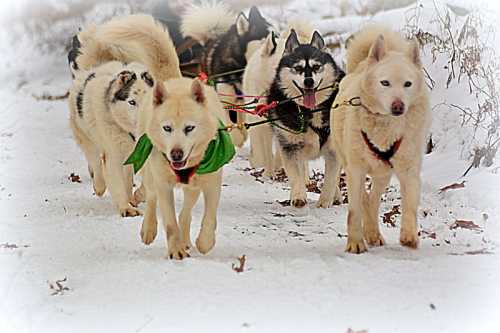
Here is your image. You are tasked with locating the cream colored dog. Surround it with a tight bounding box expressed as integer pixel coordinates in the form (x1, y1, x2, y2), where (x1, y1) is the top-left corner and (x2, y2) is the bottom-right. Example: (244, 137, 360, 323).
(331, 25, 431, 253)
(69, 61, 153, 217)
(76, 14, 231, 259)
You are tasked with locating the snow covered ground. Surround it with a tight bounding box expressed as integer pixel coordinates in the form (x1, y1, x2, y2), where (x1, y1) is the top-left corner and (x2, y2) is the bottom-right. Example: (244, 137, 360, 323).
(1, 1, 500, 332)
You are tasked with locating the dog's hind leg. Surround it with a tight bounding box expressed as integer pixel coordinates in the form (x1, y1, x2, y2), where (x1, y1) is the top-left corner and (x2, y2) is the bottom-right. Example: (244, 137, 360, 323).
(396, 167, 421, 249)
(196, 171, 222, 254)
(316, 152, 341, 208)
(70, 121, 106, 196)
(179, 187, 201, 251)
(157, 186, 188, 260)
(362, 173, 391, 246)
(345, 166, 368, 253)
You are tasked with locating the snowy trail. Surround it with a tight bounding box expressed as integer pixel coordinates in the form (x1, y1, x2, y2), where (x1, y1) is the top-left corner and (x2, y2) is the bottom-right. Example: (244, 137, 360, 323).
(1, 56, 500, 333)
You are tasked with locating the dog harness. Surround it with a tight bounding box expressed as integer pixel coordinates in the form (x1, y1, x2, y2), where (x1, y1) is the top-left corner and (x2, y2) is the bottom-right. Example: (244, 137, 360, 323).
(361, 131, 403, 168)
(124, 120, 236, 177)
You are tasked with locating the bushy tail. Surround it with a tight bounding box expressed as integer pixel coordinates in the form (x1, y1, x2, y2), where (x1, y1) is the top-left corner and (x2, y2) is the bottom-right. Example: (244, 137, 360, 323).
(346, 24, 407, 73)
(285, 19, 315, 43)
(76, 14, 181, 81)
(181, 1, 235, 44)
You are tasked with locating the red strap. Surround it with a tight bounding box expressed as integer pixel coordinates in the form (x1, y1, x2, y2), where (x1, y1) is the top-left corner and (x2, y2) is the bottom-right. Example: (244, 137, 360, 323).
(197, 71, 209, 84)
(254, 101, 278, 116)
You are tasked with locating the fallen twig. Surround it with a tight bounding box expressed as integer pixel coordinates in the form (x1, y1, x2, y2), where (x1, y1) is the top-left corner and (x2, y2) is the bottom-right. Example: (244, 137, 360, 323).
(232, 255, 246, 273)
(449, 219, 482, 231)
(48, 277, 70, 296)
(438, 180, 466, 193)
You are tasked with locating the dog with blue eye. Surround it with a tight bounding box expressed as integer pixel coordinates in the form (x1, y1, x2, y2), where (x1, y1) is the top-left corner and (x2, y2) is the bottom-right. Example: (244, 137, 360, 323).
(69, 61, 154, 217)
(267, 29, 345, 209)
(331, 25, 431, 253)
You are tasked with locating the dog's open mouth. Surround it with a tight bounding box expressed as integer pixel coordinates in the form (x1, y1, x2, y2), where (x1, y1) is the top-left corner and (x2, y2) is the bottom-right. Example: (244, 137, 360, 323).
(170, 160, 187, 170)
(293, 79, 323, 109)
(162, 152, 198, 184)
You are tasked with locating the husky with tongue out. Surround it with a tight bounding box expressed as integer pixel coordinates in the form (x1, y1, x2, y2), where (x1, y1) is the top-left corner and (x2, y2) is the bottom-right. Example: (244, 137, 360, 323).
(267, 29, 345, 209)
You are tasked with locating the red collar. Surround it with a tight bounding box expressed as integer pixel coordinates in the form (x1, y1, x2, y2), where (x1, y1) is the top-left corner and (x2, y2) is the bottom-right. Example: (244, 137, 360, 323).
(361, 131, 403, 168)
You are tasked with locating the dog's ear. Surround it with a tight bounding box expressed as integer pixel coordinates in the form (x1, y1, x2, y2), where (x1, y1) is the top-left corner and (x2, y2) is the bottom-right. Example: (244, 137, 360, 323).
(248, 6, 264, 23)
(191, 79, 205, 104)
(236, 12, 250, 36)
(310, 31, 325, 50)
(408, 39, 421, 66)
(153, 81, 166, 106)
(284, 29, 300, 54)
(263, 31, 278, 56)
(368, 35, 386, 62)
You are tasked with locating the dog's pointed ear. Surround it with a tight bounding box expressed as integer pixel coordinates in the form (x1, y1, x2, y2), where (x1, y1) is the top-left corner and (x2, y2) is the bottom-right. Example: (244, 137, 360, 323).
(191, 79, 205, 104)
(263, 31, 278, 56)
(236, 12, 250, 36)
(248, 6, 264, 23)
(310, 31, 325, 50)
(369, 35, 386, 62)
(408, 39, 421, 66)
(153, 81, 166, 106)
(284, 29, 300, 54)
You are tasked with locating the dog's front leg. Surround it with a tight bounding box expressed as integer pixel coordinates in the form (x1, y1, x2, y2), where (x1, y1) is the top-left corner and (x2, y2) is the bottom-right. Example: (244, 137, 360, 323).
(317, 152, 341, 208)
(196, 172, 222, 254)
(280, 151, 307, 208)
(103, 151, 141, 217)
(157, 186, 188, 259)
(140, 188, 158, 245)
(362, 173, 391, 246)
(345, 167, 368, 253)
(179, 187, 201, 251)
(396, 167, 421, 248)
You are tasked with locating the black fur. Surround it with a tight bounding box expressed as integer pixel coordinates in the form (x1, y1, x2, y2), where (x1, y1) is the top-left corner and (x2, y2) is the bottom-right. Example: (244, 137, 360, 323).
(111, 71, 137, 103)
(76, 72, 96, 118)
(67, 35, 81, 73)
(141, 72, 155, 87)
(268, 41, 345, 157)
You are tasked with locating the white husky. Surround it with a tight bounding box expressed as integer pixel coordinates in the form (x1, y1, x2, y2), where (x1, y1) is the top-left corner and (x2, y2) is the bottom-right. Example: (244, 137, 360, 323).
(69, 61, 153, 216)
(331, 25, 431, 253)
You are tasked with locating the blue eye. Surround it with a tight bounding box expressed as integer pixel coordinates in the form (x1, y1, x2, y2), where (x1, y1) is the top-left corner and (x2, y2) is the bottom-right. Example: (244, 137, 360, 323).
(184, 125, 195, 134)
(380, 80, 390, 87)
(163, 125, 172, 133)
(404, 81, 412, 87)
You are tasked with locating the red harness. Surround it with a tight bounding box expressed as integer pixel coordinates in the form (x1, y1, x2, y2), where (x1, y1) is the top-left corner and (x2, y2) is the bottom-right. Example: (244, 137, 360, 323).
(361, 131, 403, 168)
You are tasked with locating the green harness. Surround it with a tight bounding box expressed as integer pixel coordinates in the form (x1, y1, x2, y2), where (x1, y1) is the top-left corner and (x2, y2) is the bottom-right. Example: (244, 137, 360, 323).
(124, 120, 235, 175)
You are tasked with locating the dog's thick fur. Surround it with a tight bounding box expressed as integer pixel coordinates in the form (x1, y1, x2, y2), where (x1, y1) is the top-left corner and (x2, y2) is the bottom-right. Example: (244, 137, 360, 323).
(242, 21, 314, 178)
(73, 14, 230, 259)
(69, 61, 153, 217)
(267, 30, 345, 209)
(330, 25, 431, 253)
(181, 4, 271, 147)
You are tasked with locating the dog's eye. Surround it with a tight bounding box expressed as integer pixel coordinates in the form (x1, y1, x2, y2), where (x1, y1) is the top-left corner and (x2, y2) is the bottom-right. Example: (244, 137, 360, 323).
(293, 66, 303, 73)
(312, 64, 321, 72)
(128, 100, 136, 106)
(163, 125, 172, 133)
(404, 81, 412, 87)
(184, 125, 195, 134)
(380, 80, 391, 87)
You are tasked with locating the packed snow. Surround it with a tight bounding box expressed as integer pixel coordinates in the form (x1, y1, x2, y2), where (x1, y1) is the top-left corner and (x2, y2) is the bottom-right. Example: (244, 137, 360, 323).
(0, 1, 499, 332)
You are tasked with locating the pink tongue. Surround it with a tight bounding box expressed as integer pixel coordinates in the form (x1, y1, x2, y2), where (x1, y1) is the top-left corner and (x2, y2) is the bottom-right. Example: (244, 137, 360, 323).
(303, 91, 316, 109)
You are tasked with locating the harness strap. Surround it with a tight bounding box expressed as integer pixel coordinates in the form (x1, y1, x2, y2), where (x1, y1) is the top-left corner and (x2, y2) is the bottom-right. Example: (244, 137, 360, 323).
(361, 131, 403, 168)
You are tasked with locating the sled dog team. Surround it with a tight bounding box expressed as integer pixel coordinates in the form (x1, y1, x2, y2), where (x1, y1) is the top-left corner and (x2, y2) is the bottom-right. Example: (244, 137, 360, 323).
(68, 3, 430, 259)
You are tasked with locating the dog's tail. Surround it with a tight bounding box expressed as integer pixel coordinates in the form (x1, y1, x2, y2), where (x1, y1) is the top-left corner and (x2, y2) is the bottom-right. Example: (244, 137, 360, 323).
(75, 14, 181, 82)
(284, 19, 314, 43)
(346, 24, 407, 73)
(181, 1, 235, 44)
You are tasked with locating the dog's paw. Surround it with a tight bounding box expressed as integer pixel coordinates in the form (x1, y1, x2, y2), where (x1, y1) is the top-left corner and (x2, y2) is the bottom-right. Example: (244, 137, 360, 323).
(364, 231, 386, 247)
(120, 206, 142, 218)
(140, 222, 157, 245)
(196, 231, 216, 254)
(400, 229, 419, 249)
(316, 193, 335, 208)
(292, 198, 307, 208)
(93, 183, 106, 197)
(167, 240, 190, 260)
(345, 237, 367, 254)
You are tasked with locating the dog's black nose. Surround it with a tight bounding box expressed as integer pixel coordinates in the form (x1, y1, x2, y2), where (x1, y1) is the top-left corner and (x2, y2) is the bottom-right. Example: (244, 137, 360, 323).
(391, 99, 405, 116)
(170, 148, 184, 162)
(303, 77, 314, 89)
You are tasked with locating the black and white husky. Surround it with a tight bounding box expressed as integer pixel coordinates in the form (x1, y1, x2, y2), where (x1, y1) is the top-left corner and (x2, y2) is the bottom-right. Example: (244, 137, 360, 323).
(268, 30, 345, 209)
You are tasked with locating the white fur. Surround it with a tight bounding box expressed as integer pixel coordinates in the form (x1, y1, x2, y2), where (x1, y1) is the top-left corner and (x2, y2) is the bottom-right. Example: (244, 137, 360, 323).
(181, 1, 236, 44)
